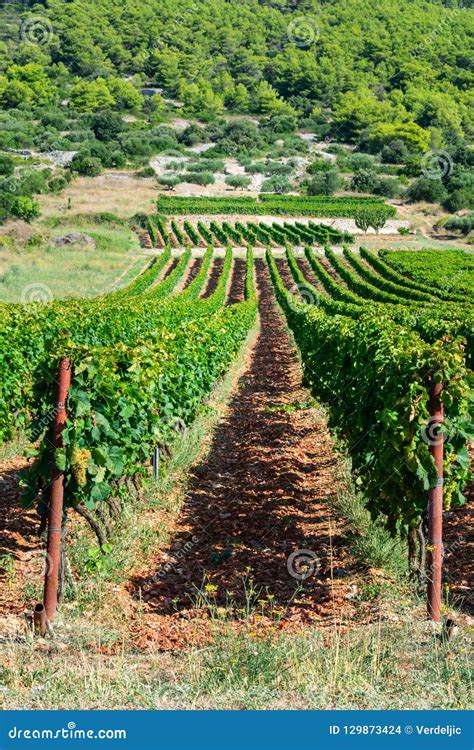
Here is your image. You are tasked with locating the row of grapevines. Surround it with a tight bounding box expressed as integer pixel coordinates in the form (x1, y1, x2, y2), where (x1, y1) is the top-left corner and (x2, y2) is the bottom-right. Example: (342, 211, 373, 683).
(183, 221, 201, 245)
(0, 246, 231, 444)
(146, 217, 162, 247)
(381, 249, 474, 300)
(0, 252, 171, 437)
(288, 222, 314, 244)
(343, 248, 434, 303)
(0, 250, 192, 441)
(235, 222, 258, 245)
(264, 223, 287, 245)
(308, 221, 352, 244)
(305, 247, 363, 305)
(149, 215, 171, 245)
(108, 247, 171, 299)
(324, 246, 407, 305)
(22, 249, 257, 516)
(285, 246, 362, 318)
(222, 222, 242, 244)
(267, 248, 472, 535)
(171, 220, 184, 245)
(360, 247, 466, 304)
(296, 247, 474, 369)
(259, 194, 388, 207)
(168, 219, 353, 247)
(247, 222, 272, 245)
(197, 221, 213, 244)
(157, 195, 394, 218)
(209, 221, 228, 244)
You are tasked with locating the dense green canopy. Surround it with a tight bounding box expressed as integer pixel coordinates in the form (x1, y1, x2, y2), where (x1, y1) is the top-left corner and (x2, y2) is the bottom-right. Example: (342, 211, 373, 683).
(0, 0, 472, 137)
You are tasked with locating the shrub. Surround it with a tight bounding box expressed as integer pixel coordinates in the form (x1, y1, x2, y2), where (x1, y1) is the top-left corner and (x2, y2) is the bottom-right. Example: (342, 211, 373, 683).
(186, 159, 224, 173)
(138, 166, 156, 178)
(262, 113, 297, 135)
(178, 124, 206, 146)
(17, 170, 49, 196)
(443, 168, 474, 211)
(0, 154, 15, 177)
(12, 195, 40, 222)
(91, 110, 124, 142)
(346, 153, 375, 171)
(443, 190, 473, 213)
(325, 144, 347, 156)
(225, 175, 251, 190)
(157, 175, 180, 190)
(307, 171, 341, 196)
(150, 127, 181, 153)
(88, 141, 115, 166)
(261, 176, 292, 193)
(307, 159, 333, 174)
(264, 161, 293, 176)
(444, 213, 473, 236)
(48, 176, 69, 193)
(109, 151, 127, 168)
(372, 177, 401, 199)
(216, 120, 263, 155)
(407, 177, 448, 203)
(69, 154, 103, 177)
(184, 172, 215, 185)
(40, 111, 68, 129)
(245, 162, 266, 174)
(380, 139, 410, 164)
(120, 133, 153, 157)
(351, 169, 379, 193)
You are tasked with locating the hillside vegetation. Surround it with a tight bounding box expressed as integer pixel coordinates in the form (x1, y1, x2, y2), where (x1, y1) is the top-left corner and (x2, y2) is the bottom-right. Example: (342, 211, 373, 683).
(1, 0, 472, 134)
(0, 0, 472, 226)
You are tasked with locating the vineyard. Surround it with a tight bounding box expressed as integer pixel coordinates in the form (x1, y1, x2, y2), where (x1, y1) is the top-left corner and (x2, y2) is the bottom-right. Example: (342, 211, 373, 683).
(156, 195, 396, 219)
(1, 0, 473, 719)
(146, 215, 354, 249)
(0, 228, 472, 709)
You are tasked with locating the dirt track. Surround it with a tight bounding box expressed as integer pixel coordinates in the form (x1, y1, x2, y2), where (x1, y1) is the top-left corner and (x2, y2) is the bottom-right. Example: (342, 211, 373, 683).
(131, 261, 366, 649)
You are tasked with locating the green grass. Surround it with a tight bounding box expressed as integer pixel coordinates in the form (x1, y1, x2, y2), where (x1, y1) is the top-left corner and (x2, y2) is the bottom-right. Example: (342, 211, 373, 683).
(331, 458, 407, 580)
(0, 433, 29, 462)
(0, 219, 146, 303)
(1, 617, 471, 710)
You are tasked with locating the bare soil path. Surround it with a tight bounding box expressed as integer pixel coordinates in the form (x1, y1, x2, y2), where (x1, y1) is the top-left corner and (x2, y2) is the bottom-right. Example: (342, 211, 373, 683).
(162, 258, 179, 279)
(131, 261, 367, 650)
(182, 258, 202, 290)
(227, 258, 246, 304)
(0, 455, 36, 618)
(201, 258, 224, 298)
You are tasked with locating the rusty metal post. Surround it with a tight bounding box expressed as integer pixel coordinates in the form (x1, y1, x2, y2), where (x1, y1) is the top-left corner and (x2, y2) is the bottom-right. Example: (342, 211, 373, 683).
(42, 357, 71, 622)
(33, 603, 47, 636)
(427, 377, 444, 623)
